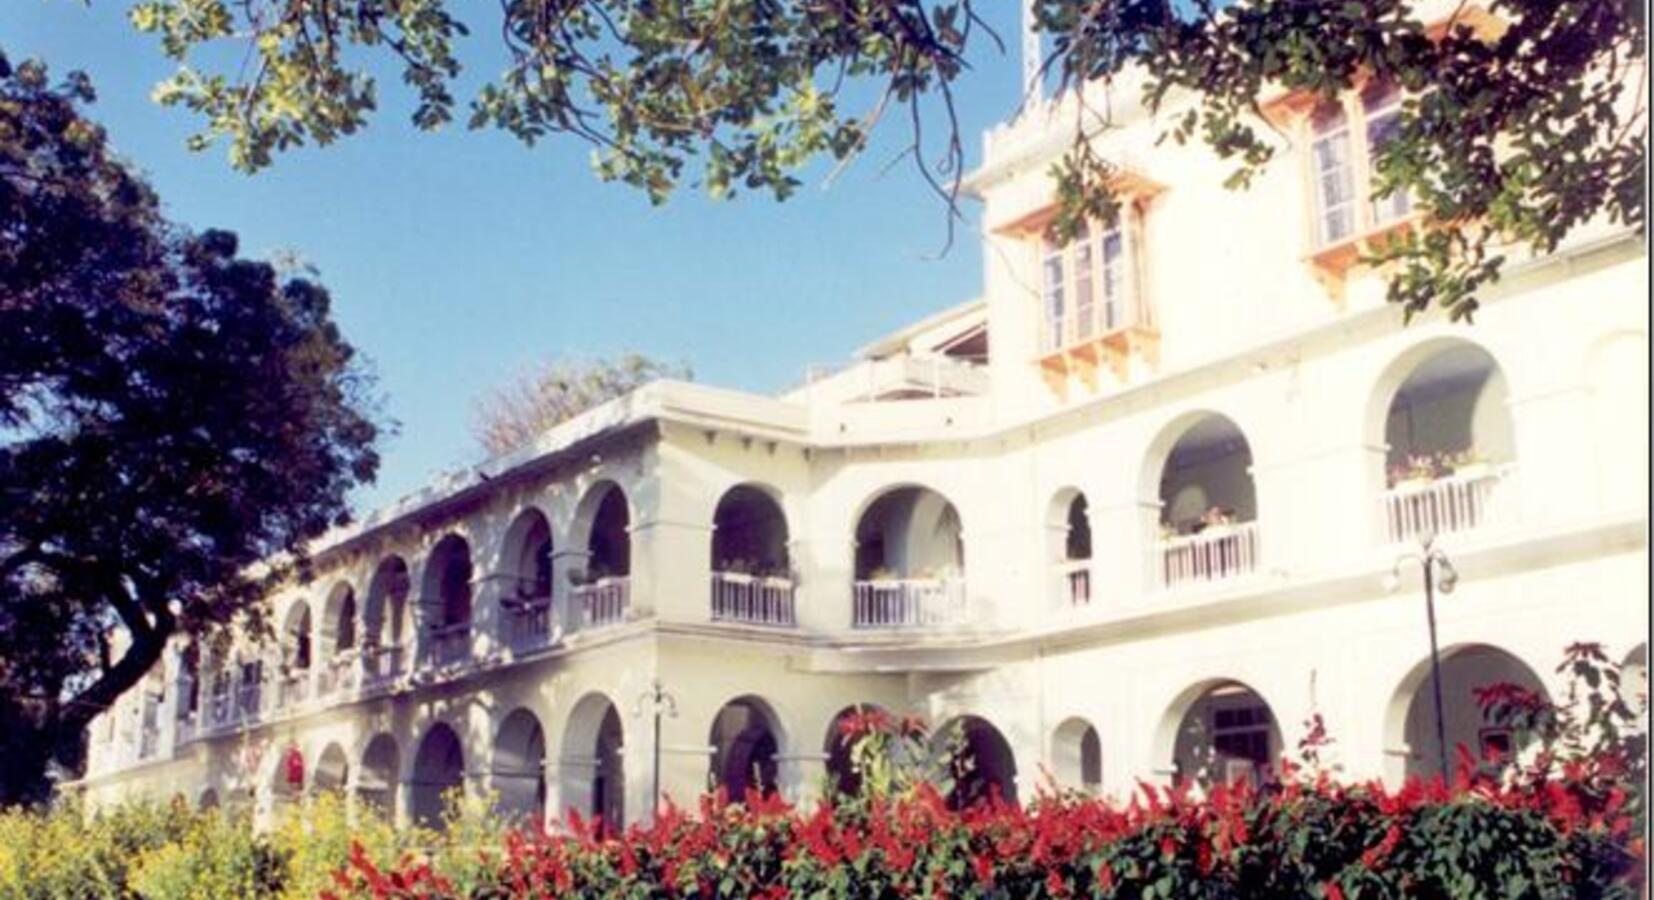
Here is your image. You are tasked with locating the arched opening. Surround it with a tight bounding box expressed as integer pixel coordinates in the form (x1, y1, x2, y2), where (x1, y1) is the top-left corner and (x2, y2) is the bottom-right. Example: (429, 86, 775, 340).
(177, 641, 201, 727)
(940, 715, 1017, 809)
(708, 697, 782, 802)
(501, 508, 556, 652)
(314, 742, 350, 795)
(571, 483, 631, 629)
(422, 535, 474, 667)
(1151, 414, 1259, 588)
(823, 704, 887, 797)
(1049, 489, 1092, 608)
(559, 694, 625, 834)
(363, 557, 410, 683)
(358, 733, 399, 818)
(1167, 680, 1281, 788)
(1375, 342, 1515, 544)
(710, 485, 795, 626)
(494, 708, 547, 824)
(1383, 644, 1549, 784)
(1051, 717, 1102, 795)
(411, 723, 465, 830)
(1624, 643, 1649, 712)
(278, 601, 313, 707)
(319, 583, 358, 696)
(852, 486, 966, 628)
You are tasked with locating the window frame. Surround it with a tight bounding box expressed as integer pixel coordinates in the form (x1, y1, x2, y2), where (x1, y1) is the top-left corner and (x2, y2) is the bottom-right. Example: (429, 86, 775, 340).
(1304, 81, 1418, 252)
(1036, 208, 1141, 357)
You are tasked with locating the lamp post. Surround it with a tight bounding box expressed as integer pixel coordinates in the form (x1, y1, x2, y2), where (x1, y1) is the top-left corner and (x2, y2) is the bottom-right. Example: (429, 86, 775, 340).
(1384, 534, 1459, 781)
(634, 679, 677, 821)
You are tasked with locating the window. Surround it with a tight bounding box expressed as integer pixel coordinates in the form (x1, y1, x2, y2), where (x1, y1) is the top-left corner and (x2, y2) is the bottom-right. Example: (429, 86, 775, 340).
(1211, 704, 1272, 766)
(1038, 214, 1137, 354)
(1308, 81, 1414, 249)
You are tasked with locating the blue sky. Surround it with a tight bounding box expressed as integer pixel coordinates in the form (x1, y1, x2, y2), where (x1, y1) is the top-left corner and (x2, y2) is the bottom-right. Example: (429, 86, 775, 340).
(3, 2, 1025, 512)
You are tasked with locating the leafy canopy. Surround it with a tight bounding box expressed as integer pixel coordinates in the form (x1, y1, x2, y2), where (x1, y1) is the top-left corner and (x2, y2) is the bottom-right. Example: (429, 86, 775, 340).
(121, 0, 1644, 317)
(0, 52, 380, 803)
(472, 353, 692, 456)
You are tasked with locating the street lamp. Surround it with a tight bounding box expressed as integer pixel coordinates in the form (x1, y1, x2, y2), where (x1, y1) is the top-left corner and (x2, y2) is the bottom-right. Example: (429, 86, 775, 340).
(1385, 534, 1459, 781)
(633, 679, 677, 820)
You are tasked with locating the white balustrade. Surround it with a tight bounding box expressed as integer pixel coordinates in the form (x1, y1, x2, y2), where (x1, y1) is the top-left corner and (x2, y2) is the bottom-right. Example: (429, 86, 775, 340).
(711, 572, 797, 627)
(1382, 466, 1507, 545)
(852, 578, 968, 629)
(425, 623, 472, 668)
(572, 578, 630, 631)
(1159, 522, 1260, 589)
(276, 671, 311, 709)
(1057, 561, 1092, 608)
(507, 600, 555, 652)
(360, 644, 406, 687)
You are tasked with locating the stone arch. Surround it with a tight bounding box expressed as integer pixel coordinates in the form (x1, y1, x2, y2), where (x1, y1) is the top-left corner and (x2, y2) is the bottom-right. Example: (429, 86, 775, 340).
(422, 534, 475, 629)
(1367, 338, 1515, 543)
(1048, 487, 1092, 607)
(711, 484, 791, 576)
(708, 695, 786, 801)
(570, 481, 632, 580)
(1381, 643, 1549, 784)
(411, 722, 466, 829)
(358, 733, 399, 817)
(501, 507, 555, 603)
(852, 484, 964, 579)
(1051, 716, 1102, 795)
(280, 600, 314, 672)
(1623, 643, 1649, 712)
(363, 556, 411, 674)
(559, 692, 625, 832)
(313, 742, 350, 795)
(938, 715, 1018, 809)
(1158, 678, 1282, 788)
(320, 582, 358, 658)
(493, 707, 548, 824)
(822, 703, 889, 797)
(1140, 411, 1259, 587)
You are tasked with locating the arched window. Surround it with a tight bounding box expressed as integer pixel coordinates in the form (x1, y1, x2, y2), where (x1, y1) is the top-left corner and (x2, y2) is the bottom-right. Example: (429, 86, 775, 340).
(852, 487, 966, 628)
(1151, 414, 1259, 588)
(710, 485, 795, 626)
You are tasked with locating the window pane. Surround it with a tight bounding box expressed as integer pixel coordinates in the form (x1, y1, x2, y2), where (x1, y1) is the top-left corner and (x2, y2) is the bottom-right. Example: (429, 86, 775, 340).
(1313, 131, 1355, 244)
(1042, 251, 1065, 352)
(1074, 241, 1094, 341)
(1101, 228, 1124, 330)
(1366, 109, 1412, 223)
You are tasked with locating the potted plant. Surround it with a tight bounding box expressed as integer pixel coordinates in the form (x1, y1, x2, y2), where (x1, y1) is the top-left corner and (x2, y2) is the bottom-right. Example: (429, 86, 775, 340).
(1446, 448, 1496, 481)
(1389, 453, 1440, 489)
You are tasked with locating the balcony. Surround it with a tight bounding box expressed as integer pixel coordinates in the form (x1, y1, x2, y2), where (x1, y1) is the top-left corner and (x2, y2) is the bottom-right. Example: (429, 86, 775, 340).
(276, 671, 311, 709)
(505, 599, 556, 653)
(710, 572, 797, 627)
(572, 577, 630, 630)
(1382, 464, 1511, 546)
(852, 578, 968, 629)
(1159, 522, 1261, 590)
(425, 623, 472, 668)
(1057, 561, 1092, 608)
(360, 643, 406, 687)
(317, 652, 359, 697)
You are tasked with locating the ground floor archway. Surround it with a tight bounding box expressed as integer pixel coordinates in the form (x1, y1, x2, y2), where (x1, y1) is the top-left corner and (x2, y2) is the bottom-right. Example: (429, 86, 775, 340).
(709, 697, 782, 802)
(941, 715, 1017, 809)
(411, 723, 465, 829)
(494, 708, 547, 824)
(560, 694, 625, 833)
(1165, 680, 1281, 788)
(1384, 644, 1548, 784)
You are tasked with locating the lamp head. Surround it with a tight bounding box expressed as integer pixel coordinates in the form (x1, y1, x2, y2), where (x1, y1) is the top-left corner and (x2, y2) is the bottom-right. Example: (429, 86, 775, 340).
(1381, 569, 1401, 594)
(1436, 557, 1459, 594)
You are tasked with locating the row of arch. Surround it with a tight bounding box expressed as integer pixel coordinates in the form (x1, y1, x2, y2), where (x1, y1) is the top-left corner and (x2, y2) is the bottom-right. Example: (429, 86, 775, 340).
(212, 640, 1645, 825)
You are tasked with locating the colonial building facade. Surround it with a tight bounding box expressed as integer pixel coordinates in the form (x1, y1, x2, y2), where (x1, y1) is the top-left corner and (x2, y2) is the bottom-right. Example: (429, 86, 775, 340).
(79, 1, 1648, 830)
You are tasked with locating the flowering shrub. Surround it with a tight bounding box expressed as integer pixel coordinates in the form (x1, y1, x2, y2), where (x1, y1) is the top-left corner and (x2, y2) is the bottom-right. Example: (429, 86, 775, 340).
(327, 644, 1645, 900)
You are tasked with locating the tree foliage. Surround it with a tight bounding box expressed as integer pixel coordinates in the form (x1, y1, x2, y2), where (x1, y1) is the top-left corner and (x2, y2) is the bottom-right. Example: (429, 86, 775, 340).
(0, 52, 380, 803)
(472, 353, 691, 457)
(118, 0, 1644, 316)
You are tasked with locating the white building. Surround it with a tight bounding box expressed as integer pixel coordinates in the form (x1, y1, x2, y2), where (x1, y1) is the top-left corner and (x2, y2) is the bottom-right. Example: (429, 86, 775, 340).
(79, 1, 1648, 830)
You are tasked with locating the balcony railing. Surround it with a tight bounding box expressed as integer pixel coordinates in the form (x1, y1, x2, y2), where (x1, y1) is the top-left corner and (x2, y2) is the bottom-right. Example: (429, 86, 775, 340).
(572, 577, 630, 631)
(317, 652, 359, 697)
(234, 682, 266, 725)
(276, 671, 311, 709)
(1159, 522, 1260, 589)
(711, 572, 797, 627)
(506, 599, 555, 652)
(1382, 465, 1508, 546)
(361, 644, 406, 687)
(1057, 561, 1092, 607)
(852, 578, 968, 629)
(425, 623, 472, 668)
